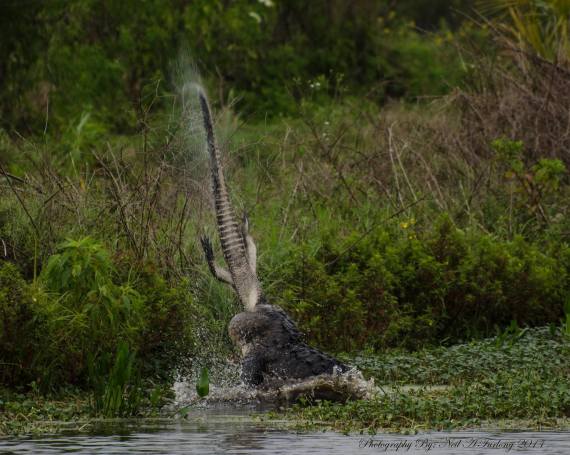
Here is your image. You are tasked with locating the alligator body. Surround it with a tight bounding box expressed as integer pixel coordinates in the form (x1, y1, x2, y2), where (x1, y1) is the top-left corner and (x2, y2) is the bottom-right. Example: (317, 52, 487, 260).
(229, 303, 349, 385)
(197, 89, 350, 388)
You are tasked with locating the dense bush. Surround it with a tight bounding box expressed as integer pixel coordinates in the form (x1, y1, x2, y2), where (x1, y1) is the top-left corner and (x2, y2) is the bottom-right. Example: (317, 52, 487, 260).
(127, 264, 204, 382)
(0, 262, 44, 386)
(0, 237, 207, 391)
(37, 237, 146, 386)
(276, 216, 567, 352)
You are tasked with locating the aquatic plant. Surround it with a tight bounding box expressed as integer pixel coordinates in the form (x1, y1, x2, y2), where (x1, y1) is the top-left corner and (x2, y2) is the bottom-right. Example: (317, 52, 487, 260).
(88, 341, 142, 417)
(196, 367, 210, 398)
(275, 326, 570, 432)
(342, 326, 570, 385)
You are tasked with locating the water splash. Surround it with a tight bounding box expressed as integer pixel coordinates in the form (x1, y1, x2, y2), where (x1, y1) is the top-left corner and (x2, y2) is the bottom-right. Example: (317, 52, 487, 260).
(172, 361, 259, 410)
(171, 363, 377, 412)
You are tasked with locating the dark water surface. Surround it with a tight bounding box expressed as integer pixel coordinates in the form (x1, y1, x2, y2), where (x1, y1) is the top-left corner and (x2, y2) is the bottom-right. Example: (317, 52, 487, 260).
(1, 410, 569, 454)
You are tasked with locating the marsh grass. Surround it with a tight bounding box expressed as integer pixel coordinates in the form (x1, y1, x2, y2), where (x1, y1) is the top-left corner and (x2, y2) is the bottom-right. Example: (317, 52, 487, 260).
(88, 341, 142, 417)
(2, 93, 570, 373)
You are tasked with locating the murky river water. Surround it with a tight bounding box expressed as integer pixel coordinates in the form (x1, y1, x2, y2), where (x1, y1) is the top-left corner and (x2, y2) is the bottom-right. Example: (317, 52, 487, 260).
(1, 409, 569, 455)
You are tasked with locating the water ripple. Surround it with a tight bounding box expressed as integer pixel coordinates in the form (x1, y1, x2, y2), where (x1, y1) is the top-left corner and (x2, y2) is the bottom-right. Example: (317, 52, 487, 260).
(2, 418, 570, 455)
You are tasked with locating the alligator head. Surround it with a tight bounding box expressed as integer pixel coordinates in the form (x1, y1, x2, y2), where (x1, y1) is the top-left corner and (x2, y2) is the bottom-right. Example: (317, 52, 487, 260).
(197, 89, 262, 311)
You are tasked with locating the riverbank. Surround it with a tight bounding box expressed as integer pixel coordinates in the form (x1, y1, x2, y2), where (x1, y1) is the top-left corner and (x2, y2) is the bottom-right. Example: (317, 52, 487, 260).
(0, 388, 177, 436)
(3, 326, 569, 437)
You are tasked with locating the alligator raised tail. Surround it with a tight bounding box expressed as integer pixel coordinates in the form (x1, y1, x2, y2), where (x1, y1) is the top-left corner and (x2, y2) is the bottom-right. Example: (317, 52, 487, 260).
(197, 89, 354, 392)
(198, 90, 262, 312)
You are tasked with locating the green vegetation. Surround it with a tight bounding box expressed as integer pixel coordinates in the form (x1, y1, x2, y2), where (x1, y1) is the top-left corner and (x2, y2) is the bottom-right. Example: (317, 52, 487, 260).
(0, 0, 469, 135)
(343, 326, 568, 386)
(0, 239, 205, 391)
(481, 0, 570, 64)
(276, 217, 567, 351)
(0, 385, 172, 436)
(196, 367, 210, 398)
(0, 388, 92, 436)
(1, 0, 570, 433)
(275, 327, 570, 432)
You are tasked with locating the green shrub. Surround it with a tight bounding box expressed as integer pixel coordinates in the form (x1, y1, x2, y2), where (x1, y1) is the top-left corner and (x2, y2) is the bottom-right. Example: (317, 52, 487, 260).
(38, 237, 145, 387)
(126, 263, 202, 382)
(0, 234, 218, 391)
(0, 262, 44, 387)
(38, 237, 211, 388)
(492, 138, 567, 226)
(276, 216, 567, 352)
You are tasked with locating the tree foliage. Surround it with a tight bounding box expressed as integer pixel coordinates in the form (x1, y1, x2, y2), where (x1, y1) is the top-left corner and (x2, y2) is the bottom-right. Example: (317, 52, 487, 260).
(0, 0, 466, 134)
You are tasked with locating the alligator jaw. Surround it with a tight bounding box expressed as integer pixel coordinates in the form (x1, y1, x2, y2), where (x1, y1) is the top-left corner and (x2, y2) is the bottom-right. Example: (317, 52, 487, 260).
(198, 89, 261, 311)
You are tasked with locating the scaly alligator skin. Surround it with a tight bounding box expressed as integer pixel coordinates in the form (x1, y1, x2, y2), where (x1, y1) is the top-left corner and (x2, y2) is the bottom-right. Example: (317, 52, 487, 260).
(198, 90, 261, 312)
(197, 89, 350, 387)
(229, 303, 349, 385)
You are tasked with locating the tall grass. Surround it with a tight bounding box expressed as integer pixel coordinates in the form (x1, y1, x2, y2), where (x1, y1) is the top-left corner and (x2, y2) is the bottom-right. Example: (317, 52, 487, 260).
(480, 0, 570, 64)
(88, 341, 142, 417)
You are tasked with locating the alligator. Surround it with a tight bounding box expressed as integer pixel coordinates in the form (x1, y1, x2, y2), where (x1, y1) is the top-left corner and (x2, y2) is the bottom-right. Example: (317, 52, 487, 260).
(196, 89, 352, 390)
